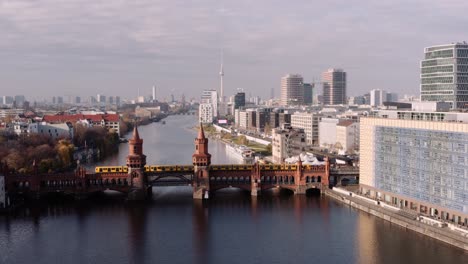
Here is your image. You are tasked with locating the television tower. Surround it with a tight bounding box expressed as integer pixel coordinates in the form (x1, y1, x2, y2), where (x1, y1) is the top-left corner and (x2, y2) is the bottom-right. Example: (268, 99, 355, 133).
(219, 51, 224, 103)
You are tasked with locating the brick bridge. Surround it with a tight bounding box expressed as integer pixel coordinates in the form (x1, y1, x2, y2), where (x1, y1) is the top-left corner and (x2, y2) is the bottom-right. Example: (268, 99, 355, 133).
(1, 125, 330, 200)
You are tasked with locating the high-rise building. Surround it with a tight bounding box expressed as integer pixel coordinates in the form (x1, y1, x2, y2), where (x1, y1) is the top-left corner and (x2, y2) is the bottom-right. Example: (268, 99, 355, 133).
(421, 42, 468, 109)
(108, 96, 114, 105)
(280, 74, 304, 106)
(201, 90, 218, 118)
(74, 96, 81, 104)
(97, 94, 106, 104)
(14, 95, 25, 107)
(57, 96, 63, 104)
(116, 96, 121, 106)
(370, 89, 387, 107)
(386, 92, 399, 103)
(199, 103, 214, 124)
(234, 92, 245, 109)
(360, 110, 468, 224)
(322, 68, 346, 105)
(152, 86, 156, 101)
(303, 83, 314, 105)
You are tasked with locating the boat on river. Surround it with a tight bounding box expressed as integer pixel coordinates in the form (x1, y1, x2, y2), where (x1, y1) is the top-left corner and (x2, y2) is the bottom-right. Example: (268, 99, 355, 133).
(225, 143, 255, 163)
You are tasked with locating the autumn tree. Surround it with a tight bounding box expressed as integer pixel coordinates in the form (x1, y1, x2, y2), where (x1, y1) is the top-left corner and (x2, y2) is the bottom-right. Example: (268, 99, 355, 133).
(56, 140, 74, 168)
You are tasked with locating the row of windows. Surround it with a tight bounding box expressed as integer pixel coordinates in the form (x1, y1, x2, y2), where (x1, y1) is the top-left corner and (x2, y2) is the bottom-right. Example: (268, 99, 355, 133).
(421, 76, 454, 84)
(421, 83, 456, 91)
(421, 58, 455, 67)
(457, 49, 468, 58)
(421, 65, 454, 74)
(425, 49, 454, 59)
(458, 77, 468, 83)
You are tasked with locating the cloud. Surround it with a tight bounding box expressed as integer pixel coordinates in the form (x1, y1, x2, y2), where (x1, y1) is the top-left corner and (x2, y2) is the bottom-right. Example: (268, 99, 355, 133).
(0, 0, 467, 100)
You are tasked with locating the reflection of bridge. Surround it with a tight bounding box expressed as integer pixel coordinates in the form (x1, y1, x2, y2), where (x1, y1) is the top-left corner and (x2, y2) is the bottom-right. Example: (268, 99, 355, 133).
(2, 125, 330, 201)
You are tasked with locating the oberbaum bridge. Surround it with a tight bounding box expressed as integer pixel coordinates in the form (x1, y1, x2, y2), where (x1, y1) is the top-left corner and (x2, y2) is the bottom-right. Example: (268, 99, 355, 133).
(1, 125, 357, 201)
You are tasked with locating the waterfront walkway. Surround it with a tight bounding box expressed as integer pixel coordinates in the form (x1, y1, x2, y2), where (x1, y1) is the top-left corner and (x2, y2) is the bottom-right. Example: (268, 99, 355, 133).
(325, 188, 468, 251)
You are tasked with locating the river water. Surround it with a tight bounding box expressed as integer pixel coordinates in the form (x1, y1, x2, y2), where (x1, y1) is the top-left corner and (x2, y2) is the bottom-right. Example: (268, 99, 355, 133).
(0, 115, 466, 264)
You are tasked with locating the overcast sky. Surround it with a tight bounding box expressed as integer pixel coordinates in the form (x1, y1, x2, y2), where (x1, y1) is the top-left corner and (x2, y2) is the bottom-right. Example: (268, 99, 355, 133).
(0, 0, 467, 101)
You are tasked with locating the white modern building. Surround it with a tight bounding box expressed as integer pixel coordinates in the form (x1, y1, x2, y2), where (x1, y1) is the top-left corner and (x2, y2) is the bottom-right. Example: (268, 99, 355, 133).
(272, 124, 306, 163)
(411, 101, 451, 112)
(280, 74, 304, 106)
(318, 118, 339, 148)
(238, 110, 249, 129)
(360, 111, 468, 225)
(336, 120, 359, 153)
(201, 90, 218, 118)
(14, 122, 74, 139)
(370, 89, 387, 107)
(199, 103, 214, 124)
(291, 112, 320, 146)
(420, 42, 468, 109)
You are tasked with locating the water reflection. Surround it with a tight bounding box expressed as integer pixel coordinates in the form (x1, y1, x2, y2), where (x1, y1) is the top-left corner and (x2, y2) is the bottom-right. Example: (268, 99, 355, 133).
(127, 204, 148, 264)
(193, 200, 209, 264)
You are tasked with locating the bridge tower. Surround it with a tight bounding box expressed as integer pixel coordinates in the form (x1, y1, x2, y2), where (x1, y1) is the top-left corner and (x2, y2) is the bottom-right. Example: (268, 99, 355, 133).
(192, 123, 211, 199)
(126, 125, 148, 200)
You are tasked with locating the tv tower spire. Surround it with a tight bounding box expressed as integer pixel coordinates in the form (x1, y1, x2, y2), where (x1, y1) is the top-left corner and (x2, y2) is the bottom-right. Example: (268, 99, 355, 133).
(219, 51, 224, 103)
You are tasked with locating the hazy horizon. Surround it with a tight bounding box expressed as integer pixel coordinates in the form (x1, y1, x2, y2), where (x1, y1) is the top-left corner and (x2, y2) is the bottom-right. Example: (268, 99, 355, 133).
(1, 0, 467, 101)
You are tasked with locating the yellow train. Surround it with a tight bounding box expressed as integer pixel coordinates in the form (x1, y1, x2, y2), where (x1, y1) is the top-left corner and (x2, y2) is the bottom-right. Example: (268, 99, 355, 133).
(144, 165, 194, 172)
(95, 163, 307, 174)
(259, 164, 297, 170)
(95, 166, 128, 173)
(210, 164, 253, 171)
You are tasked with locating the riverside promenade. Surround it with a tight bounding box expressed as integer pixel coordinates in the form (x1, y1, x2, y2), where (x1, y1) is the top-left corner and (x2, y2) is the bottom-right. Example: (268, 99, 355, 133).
(324, 188, 468, 251)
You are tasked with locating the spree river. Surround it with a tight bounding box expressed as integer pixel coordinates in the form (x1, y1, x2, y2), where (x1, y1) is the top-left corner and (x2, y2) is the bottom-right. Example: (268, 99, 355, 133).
(0, 115, 466, 264)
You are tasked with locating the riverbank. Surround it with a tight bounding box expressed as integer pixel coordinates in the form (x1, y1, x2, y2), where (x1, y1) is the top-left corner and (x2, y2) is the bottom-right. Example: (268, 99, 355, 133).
(324, 188, 468, 251)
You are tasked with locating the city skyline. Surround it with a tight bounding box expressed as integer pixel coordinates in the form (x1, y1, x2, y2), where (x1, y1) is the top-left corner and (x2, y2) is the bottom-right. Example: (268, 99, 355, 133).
(1, 1, 467, 100)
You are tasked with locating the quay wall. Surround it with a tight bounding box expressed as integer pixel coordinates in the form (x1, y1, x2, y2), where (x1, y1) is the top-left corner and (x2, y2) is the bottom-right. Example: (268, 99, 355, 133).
(324, 189, 468, 251)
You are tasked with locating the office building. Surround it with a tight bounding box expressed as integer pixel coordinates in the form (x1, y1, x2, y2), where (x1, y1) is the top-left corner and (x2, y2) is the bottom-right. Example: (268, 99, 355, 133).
(303, 83, 314, 105)
(199, 103, 213, 124)
(336, 120, 359, 153)
(360, 111, 468, 225)
(421, 42, 468, 109)
(234, 92, 246, 109)
(272, 124, 306, 163)
(201, 90, 218, 118)
(14, 95, 25, 107)
(322, 68, 346, 105)
(291, 112, 320, 146)
(97, 94, 106, 104)
(370, 89, 387, 107)
(319, 118, 340, 147)
(280, 74, 304, 106)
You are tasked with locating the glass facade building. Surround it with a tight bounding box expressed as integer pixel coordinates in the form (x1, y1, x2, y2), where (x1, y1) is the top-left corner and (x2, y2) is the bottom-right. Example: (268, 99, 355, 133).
(420, 42, 468, 109)
(322, 68, 346, 105)
(360, 113, 468, 224)
(374, 127, 468, 213)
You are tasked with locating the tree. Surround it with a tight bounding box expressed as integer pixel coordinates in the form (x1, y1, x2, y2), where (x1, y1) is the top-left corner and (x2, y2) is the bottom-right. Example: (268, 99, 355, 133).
(237, 135, 248, 145)
(56, 140, 74, 168)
